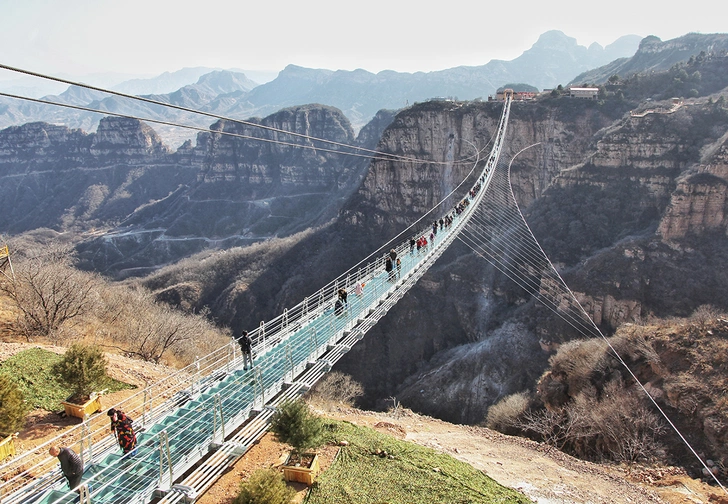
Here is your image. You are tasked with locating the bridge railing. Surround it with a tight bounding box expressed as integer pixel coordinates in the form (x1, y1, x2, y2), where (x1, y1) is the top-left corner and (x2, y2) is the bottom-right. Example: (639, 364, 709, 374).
(0, 342, 235, 500)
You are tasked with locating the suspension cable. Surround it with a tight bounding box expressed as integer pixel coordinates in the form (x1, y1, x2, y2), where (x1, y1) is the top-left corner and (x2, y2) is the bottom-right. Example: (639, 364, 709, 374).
(460, 143, 727, 493)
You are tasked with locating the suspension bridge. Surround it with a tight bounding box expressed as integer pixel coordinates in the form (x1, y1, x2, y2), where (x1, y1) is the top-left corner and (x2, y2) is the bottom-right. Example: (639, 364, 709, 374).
(0, 88, 522, 503)
(1, 66, 726, 499)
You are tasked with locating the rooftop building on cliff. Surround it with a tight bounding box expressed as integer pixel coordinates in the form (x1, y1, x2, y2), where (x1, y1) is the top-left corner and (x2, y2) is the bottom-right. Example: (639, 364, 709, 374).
(491, 90, 537, 101)
(568, 87, 599, 99)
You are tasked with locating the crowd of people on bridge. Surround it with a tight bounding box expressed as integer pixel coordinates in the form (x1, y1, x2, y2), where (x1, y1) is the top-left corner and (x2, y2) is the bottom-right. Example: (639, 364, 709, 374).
(230, 167, 490, 376)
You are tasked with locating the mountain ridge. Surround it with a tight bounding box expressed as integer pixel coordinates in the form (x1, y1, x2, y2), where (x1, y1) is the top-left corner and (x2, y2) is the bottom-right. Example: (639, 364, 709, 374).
(571, 32, 728, 84)
(0, 30, 642, 146)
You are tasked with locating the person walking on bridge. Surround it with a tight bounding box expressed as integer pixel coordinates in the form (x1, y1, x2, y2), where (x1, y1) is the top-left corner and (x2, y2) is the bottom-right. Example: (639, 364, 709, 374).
(237, 330, 254, 370)
(49, 446, 84, 495)
(108, 408, 138, 457)
(338, 288, 348, 305)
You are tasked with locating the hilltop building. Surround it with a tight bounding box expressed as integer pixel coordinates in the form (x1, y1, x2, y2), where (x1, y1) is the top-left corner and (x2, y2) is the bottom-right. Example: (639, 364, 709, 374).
(491, 90, 538, 101)
(568, 87, 599, 99)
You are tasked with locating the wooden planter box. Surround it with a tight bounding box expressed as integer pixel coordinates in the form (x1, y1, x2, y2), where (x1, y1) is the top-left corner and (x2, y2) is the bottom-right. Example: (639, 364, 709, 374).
(282, 453, 320, 486)
(61, 393, 103, 420)
(0, 434, 18, 463)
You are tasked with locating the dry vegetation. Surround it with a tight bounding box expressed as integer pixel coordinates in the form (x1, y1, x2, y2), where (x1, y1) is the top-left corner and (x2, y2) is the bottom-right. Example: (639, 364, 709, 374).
(140, 227, 319, 315)
(0, 240, 230, 368)
(486, 307, 728, 483)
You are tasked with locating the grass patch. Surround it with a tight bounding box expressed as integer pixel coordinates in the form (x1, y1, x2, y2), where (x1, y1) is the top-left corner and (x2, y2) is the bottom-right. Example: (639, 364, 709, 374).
(304, 420, 531, 504)
(0, 348, 135, 411)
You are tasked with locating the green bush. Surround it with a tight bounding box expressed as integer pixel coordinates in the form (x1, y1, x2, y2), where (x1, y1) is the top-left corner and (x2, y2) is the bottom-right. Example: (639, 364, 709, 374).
(0, 375, 28, 436)
(52, 344, 108, 401)
(269, 399, 324, 455)
(233, 468, 294, 504)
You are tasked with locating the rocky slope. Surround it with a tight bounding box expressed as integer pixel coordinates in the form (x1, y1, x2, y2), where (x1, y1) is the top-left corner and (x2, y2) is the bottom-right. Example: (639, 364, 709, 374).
(0, 105, 394, 277)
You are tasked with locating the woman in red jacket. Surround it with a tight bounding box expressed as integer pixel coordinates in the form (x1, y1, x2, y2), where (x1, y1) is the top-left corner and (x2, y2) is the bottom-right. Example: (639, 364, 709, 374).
(108, 408, 138, 456)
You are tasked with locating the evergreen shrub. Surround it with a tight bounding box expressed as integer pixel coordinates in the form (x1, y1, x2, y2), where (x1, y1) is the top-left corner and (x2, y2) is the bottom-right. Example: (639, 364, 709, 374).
(269, 399, 324, 455)
(0, 375, 28, 436)
(52, 344, 108, 402)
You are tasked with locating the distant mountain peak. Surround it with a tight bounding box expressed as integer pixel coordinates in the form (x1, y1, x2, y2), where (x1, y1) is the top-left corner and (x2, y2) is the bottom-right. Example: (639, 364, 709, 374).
(532, 30, 578, 49)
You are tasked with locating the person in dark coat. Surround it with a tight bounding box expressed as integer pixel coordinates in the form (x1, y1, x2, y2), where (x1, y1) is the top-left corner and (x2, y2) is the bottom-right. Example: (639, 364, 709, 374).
(236, 330, 254, 370)
(50, 445, 83, 492)
(107, 408, 137, 456)
(338, 288, 348, 305)
(385, 257, 394, 281)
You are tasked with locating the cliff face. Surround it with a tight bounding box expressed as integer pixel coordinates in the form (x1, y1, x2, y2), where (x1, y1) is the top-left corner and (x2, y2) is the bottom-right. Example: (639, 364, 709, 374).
(0, 106, 392, 275)
(89, 117, 170, 159)
(322, 99, 627, 419)
(658, 142, 728, 240)
(325, 96, 728, 424)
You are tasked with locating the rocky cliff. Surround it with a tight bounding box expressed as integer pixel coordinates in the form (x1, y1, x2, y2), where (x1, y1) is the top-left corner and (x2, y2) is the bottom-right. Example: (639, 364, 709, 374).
(330, 91, 728, 425)
(0, 106, 394, 276)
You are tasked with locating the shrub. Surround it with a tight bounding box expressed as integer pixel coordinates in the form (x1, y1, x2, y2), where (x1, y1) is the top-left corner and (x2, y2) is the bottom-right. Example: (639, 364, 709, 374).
(690, 304, 721, 330)
(269, 399, 324, 455)
(569, 381, 666, 464)
(233, 468, 294, 504)
(307, 371, 364, 407)
(517, 405, 588, 453)
(0, 375, 28, 436)
(52, 344, 108, 401)
(485, 392, 531, 433)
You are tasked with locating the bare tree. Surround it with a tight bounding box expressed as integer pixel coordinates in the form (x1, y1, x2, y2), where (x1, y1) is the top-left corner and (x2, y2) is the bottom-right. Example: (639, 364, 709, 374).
(100, 286, 220, 364)
(690, 304, 721, 330)
(572, 382, 666, 464)
(516, 406, 588, 453)
(307, 371, 364, 408)
(0, 243, 98, 340)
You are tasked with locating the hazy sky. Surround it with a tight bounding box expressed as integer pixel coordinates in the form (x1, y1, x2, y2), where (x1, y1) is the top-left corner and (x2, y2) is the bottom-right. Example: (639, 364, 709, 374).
(1, 0, 725, 81)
